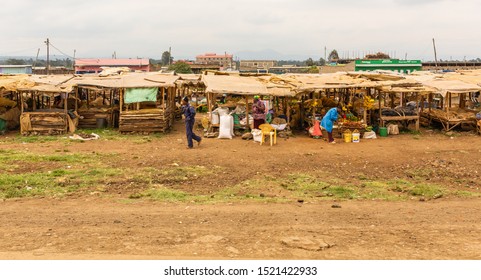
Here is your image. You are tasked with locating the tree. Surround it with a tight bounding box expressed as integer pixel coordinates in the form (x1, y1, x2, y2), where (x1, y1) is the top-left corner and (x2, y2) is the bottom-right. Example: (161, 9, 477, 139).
(305, 57, 316, 66)
(5, 58, 26, 65)
(168, 61, 193, 74)
(328, 50, 339, 62)
(319, 58, 326, 66)
(307, 66, 319, 73)
(161, 51, 173, 66)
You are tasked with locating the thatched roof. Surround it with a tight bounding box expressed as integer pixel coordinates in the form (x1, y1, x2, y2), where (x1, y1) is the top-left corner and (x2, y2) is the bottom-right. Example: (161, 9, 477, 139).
(202, 74, 270, 96)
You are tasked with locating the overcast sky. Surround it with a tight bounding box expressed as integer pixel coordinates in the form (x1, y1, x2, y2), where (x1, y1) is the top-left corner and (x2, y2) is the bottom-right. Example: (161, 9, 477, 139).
(1, 0, 480, 61)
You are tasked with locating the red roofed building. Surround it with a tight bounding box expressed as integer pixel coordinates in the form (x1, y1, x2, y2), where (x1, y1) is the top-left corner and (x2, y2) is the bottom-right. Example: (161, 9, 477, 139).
(195, 53, 233, 69)
(74, 58, 150, 74)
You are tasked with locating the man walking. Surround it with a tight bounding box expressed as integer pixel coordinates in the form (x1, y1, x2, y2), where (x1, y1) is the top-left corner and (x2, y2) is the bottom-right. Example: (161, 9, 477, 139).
(181, 96, 202, 149)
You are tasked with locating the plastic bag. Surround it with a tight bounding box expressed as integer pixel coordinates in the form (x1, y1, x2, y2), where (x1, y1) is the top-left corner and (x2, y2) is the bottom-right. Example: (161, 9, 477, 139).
(251, 129, 262, 142)
(363, 131, 377, 139)
(387, 124, 399, 135)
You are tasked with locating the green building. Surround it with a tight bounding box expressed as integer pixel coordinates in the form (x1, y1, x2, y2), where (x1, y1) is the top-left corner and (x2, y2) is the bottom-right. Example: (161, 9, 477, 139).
(355, 59, 422, 74)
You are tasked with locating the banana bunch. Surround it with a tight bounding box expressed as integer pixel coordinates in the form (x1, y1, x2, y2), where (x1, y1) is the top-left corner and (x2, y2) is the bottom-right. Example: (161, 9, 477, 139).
(304, 99, 322, 109)
(363, 96, 375, 109)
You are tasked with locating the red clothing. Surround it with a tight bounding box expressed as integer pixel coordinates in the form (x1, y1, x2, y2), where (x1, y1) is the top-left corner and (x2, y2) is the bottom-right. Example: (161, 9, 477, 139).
(252, 100, 266, 120)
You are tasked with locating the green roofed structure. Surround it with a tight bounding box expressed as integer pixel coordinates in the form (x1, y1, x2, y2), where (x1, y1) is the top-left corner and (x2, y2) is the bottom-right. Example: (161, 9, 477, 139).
(355, 59, 422, 74)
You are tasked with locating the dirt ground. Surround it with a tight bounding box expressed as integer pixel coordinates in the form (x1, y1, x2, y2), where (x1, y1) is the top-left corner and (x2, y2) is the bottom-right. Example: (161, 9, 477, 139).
(1, 124, 481, 260)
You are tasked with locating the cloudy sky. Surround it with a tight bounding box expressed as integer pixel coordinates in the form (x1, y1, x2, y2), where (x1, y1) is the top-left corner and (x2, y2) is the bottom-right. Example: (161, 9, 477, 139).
(1, 0, 480, 61)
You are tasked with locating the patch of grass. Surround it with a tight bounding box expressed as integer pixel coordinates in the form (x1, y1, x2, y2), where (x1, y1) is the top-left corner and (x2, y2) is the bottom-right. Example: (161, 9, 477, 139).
(0, 149, 97, 165)
(323, 185, 357, 199)
(0, 163, 122, 199)
(408, 184, 445, 198)
(152, 165, 214, 184)
(74, 129, 165, 142)
(452, 190, 481, 198)
(359, 180, 409, 201)
(141, 185, 192, 202)
(14, 135, 63, 143)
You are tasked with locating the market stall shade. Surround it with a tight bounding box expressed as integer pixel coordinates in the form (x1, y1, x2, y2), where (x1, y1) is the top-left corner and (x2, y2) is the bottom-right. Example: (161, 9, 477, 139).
(0, 74, 36, 94)
(408, 74, 481, 131)
(443, 70, 481, 87)
(202, 74, 269, 96)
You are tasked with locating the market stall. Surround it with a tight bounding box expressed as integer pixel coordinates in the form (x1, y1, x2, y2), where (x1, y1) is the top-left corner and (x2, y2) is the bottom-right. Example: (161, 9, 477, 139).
(15, 75, 79, 135)
(201, 73, 297, 138)
(376, 80, 432, 131)
(175, 74, 205, 119)
(67, 73, 179, 133)
(75, 86, 119, 129)
(118, 73, 179, 133)
(283, 73, 382, 135)
(416, 79, 481, 131)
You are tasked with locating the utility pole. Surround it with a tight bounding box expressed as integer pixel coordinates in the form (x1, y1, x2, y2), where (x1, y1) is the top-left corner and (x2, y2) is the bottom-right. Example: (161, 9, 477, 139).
(168, 47, 172, 65)
(432, 38, 439, 70)
(324, 46, 327, 63)
(33, 48, 40, 68)
(73, 49, 76, 71)
(45, 38, 50, 75)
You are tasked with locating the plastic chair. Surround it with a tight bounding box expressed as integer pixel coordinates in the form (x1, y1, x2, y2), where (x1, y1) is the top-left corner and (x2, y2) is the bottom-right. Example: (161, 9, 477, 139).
(259, 123, 277, 146)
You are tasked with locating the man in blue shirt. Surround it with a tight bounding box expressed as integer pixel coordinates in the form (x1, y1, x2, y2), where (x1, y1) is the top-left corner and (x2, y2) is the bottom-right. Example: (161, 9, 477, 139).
(181, 96, 202, 149)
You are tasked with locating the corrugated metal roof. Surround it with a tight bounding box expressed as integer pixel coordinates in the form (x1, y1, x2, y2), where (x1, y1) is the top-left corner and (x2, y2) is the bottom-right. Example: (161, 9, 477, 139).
(74, 58, 149, 67)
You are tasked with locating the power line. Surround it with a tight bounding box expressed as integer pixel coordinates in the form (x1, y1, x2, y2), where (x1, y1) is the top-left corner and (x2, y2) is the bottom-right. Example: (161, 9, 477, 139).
(49, 42, 75, 59)
(0, 46, 41, 56)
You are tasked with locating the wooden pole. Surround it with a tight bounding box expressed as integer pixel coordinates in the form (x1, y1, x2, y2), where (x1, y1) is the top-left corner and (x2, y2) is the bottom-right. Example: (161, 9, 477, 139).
(20, 92, 24, 113)
(74, 87, 78, 112)
(245, 95, 250, 130)
(33, 92, 37, 111)
(64, 93, 68, 113)
(428, 93, 432, 113)
(286, 97, 291, 128)
(119, 88, 124, 113)
(432, 38, 439, 70)
(162, 87, 166, 109)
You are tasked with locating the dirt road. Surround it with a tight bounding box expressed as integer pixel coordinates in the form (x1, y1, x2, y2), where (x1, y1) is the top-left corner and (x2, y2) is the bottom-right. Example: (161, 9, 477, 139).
(1, 126, 480, 259)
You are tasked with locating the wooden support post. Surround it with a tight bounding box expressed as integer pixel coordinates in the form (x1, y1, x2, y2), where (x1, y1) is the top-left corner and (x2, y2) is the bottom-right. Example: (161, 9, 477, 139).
(20, 91, 24, 113)
(287, 97, 291, 128)
(378, 91, 382, 119)
(74, 87, 78, 112)
(161, 87, 166, 109)
(64, 93, 68, 113)
(206, 92, 210, 114)
(428, 93, 432, 113)
(33, 92, 37, 111)
(363, 107, 367, 124)
(459, 93, 465, 109)
(245, 95, 250, 130)
(119, 88, 124, 113)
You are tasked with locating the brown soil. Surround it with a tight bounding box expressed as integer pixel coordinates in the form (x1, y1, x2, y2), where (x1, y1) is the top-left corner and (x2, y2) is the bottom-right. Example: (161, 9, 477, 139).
(1, 124, 480, 259)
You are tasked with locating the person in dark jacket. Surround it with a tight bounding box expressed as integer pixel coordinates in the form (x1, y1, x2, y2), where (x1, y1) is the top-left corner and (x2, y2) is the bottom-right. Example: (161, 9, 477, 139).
(181, 96, 202, 149)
